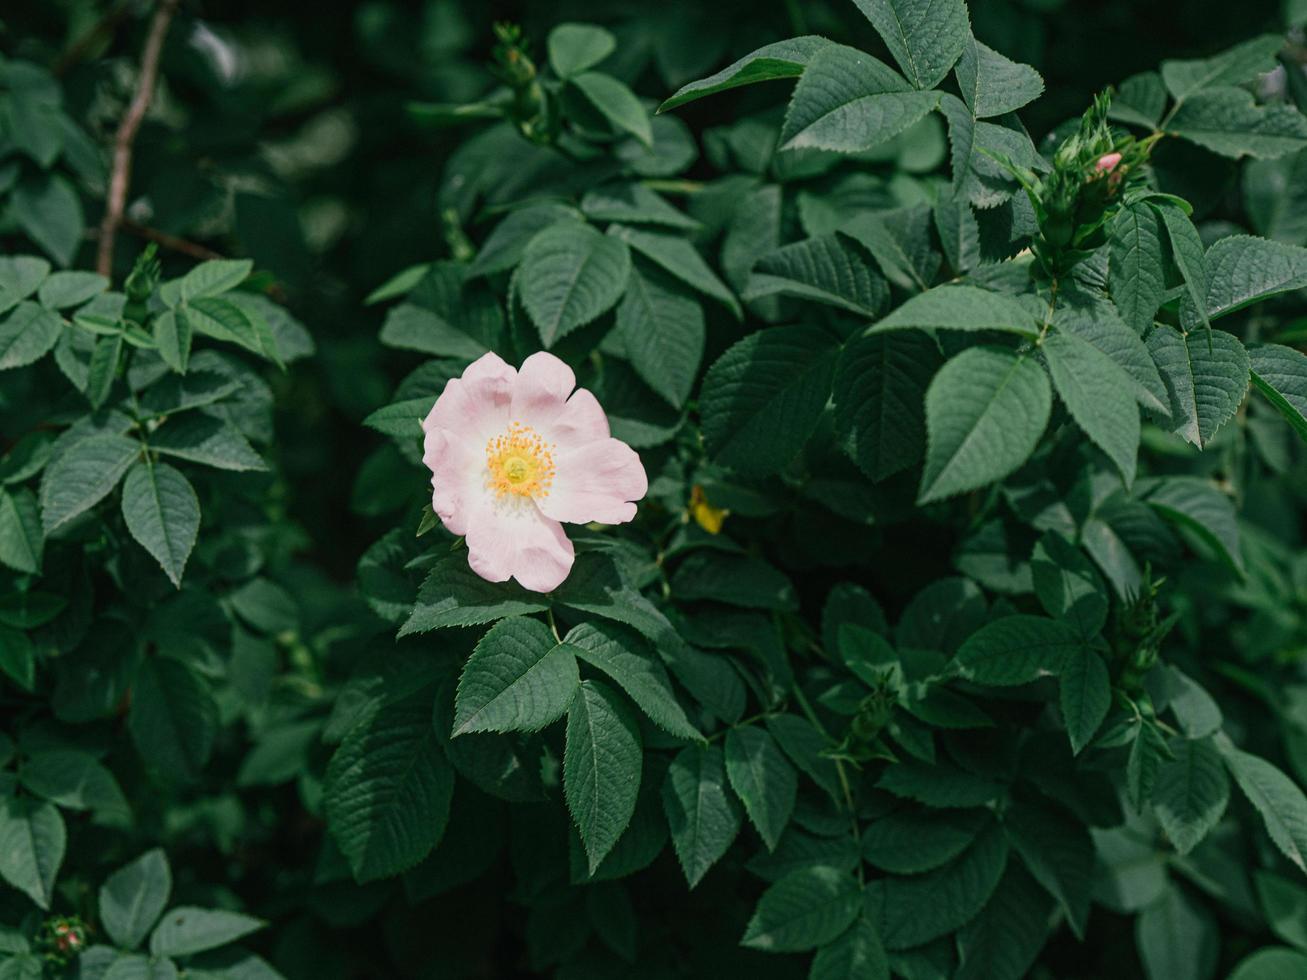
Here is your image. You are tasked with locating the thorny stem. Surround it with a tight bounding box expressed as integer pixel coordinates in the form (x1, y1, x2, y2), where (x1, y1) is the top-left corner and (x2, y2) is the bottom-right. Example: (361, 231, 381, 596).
(96, 0, 181, 278)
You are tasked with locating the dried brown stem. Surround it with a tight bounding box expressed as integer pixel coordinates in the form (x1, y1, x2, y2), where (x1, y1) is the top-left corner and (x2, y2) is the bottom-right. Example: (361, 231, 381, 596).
(120, 220, 223, 262)
(95, 0, 181, 278)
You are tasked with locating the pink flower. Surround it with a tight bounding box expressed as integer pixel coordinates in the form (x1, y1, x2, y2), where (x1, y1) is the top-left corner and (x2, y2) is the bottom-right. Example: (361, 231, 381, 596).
(421, 351, 647, 592)
(1095, 152, 1122, 172)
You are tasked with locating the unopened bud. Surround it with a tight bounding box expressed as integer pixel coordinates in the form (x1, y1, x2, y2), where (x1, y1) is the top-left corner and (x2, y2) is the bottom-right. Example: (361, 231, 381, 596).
(1095, 152, 1122, 172)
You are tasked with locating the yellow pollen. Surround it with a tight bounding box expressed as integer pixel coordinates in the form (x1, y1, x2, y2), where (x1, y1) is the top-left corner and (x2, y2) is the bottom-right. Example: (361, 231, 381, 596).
(485, 422, 556, 498)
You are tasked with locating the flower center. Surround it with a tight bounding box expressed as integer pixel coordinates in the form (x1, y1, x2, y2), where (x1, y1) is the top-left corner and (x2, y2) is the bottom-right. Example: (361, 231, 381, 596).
(485, 422, 555, 498)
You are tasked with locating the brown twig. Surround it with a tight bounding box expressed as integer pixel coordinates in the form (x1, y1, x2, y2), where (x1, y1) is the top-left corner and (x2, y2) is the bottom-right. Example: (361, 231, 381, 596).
(95, 0, 181, 278)
(52, 0, 134, 77)
(121, 220, 223, 262)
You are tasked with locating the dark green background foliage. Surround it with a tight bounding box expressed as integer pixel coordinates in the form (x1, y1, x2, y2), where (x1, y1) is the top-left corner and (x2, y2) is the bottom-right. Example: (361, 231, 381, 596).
(3, 0, 1307, 977)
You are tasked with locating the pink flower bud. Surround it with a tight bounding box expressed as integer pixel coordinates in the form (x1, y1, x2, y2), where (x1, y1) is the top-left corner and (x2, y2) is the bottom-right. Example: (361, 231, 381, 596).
(1095, 152, 1122, 172)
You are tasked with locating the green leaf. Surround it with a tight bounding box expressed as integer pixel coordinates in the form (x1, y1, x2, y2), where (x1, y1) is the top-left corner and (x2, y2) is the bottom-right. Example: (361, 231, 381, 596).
(0, 301, 63, 370)
(1138, 476, 1244, 574)
(954, 37, 1043, 119)
(613, 266, 704, 409)
(0, 797, 64, 910)
(148, 415, 267, 472)
(1228, 948, 1307, 980)
(1109, 203, 1168, 334)
(0, 628, 35, 692)
(180, 297, 280, 366)
(0, 256, 51, 315)
(547, 23, 616, 78)
(955, 864, 1054, 980)
(744, 235, 888, 315)
(324, 692, 454, 881)
(99, 850, 171, 950)
(809, 916, 889, 980)
(128, 657, 217, 782)
(120, 461, 200, 588)
(659, 37, 832, 112)
(19, 749, 129, 819)
(1044, 330, 1140, 485)
(671, 551, 797, 611)
(1147, 327, 1249, 448)
(362, 397, 432, 439)
(1031, 531, 1108, 638)
(869, 285, 1040, 338)
(1250, 343, 1307, 440)
(700, 325, 840, 477)
(377, 263, 502, 356)
(725, 725, 797, 851)
(780, 43, 940, 153)
(564, 680, 643, 873)
(874, 823, 1008, 950)
(0, 488, 43, 574)
(519, 223, 631, 347)
(1161, 34, 1284, 102)
(920, 347, 1051, 503)
(952, 614, 1083, 686)
(1186, 235, 1307, 326)
(1128, 720, 1171, 811)
(566, 622, 701, 741)
(469, 205, 584, 279)
(11, 174, 84, 267)
(38, 271, 107, 309)
(851, 0, 970, 89)
(39, 433, 139, 533)
(610, 226, 740, 318)
(1155, 204, 1212, 333)
(1135, 884, 1218, 980)
(177, 259, 253, 302)
(402, 555, 550, 635)
(1217, 736, 1307, 874)
(569, 72, 652, 148)
(862, 808, 988, 874)
(1153, 737, 1229, 855)
(99, 954, 177, 980)
(833, 331, 940, 482)
(877, 759, 1001, 808)
(1060, 649, 1111, 755)
(149, 907, 264, 957)
(1170, 87, 1307, 159)
(1004, 799, 1093, 937)
(741, 866, 863, 952)
(452, 617, 579, 736)
(581, 182, 700, 230)
(662, 743, 742, 887)
(363, 262, 430, 304)
(1053, 287, 1169, 413)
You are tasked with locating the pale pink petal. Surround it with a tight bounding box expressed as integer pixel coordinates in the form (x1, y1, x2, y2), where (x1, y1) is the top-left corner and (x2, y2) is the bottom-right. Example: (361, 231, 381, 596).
(422, 351, 515, 443)
(549, 387, 610, 447)
(423, 427, 482, 536)
(465, 498, 575, 592)
(510, 351, 576, 427)
(538, 438, 647, 525)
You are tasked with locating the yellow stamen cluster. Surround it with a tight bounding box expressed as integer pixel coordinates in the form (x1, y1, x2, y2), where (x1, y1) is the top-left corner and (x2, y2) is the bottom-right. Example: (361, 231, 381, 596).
(485, 422, 555, 499)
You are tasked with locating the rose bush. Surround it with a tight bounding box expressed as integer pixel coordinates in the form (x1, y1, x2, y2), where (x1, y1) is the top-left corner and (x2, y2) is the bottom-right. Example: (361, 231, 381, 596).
(3, 1, 1307, 978)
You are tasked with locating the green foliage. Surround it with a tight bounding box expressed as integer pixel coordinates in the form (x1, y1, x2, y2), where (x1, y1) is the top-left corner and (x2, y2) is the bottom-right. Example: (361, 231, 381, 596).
(5, 2, 1307, 978)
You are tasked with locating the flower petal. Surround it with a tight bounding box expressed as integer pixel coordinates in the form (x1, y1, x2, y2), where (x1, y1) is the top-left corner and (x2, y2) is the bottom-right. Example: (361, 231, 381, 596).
(510, 351, 576, 425)
(423, 427, 482, 536)
(538, 438, 647, 525)
(465, 497, 575, 592)
(423, 351, 515, 443)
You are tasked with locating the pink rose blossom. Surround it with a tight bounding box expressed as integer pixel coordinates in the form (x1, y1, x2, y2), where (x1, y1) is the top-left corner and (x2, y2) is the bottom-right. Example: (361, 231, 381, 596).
(1095, 152, 1122, 172)
(421, 351, 647, 592)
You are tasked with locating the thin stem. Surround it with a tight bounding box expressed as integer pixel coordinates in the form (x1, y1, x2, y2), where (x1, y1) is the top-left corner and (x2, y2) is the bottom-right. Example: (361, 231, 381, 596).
(96, 0, 181, 278)
(121, 220, 223, 262)
(546, 607, 562, 644)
